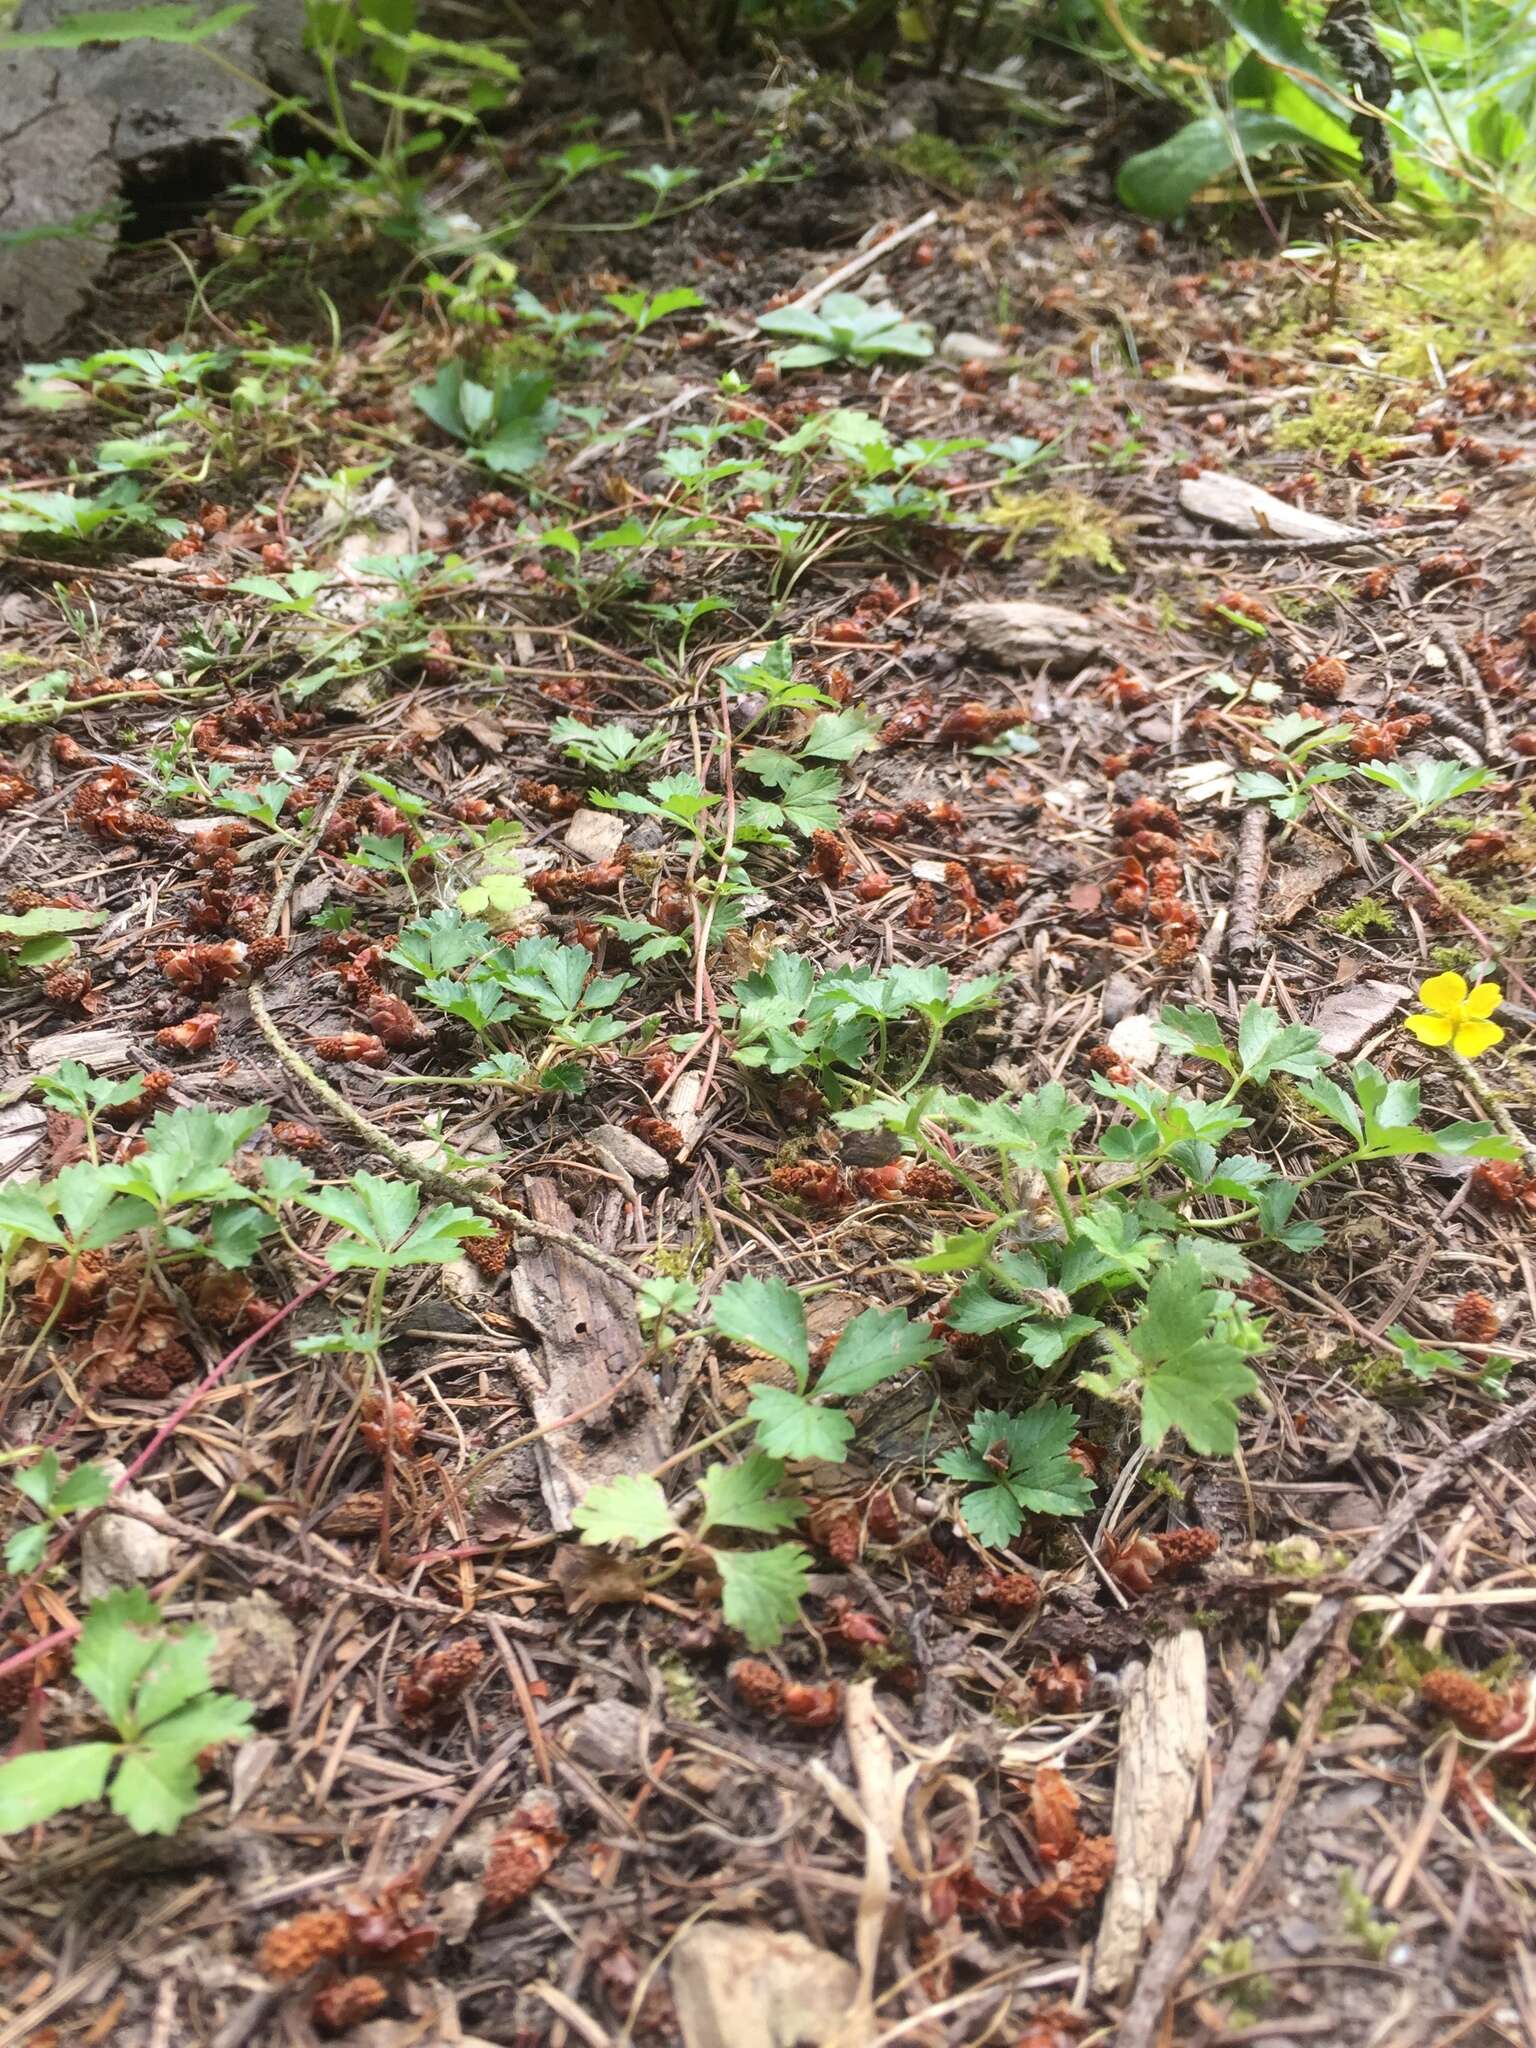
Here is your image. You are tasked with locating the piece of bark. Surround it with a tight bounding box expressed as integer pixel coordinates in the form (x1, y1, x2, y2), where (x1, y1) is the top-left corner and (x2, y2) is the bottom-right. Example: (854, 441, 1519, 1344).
(1178, 472, 1371, 544)
(1226, 803, 1269, 960)
(1267, 828, 1353, 928)
(1092, 1628, 1208, 1994)
(956, 599, 1104, 671)
(506, 1178, 667, 1530)
(25, 1025, 134, 1071)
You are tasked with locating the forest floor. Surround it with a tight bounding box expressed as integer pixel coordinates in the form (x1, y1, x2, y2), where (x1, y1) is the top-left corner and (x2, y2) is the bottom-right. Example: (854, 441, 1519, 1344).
(2, 50, 1536, 2048)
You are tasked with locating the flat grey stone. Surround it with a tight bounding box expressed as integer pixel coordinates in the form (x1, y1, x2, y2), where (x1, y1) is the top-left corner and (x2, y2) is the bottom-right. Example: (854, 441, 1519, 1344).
(941, 329, 1007, 365)
(0, 0, 308, 352)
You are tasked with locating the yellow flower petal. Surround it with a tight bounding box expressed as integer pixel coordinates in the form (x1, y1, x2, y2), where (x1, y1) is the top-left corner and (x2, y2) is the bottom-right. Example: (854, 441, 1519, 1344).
(1452, 1018, 1504, 1059)
(1418, 971, 1468, 1016)
(1463, 981, 1503, 1020)
(1404, 1013, 1455, 1047)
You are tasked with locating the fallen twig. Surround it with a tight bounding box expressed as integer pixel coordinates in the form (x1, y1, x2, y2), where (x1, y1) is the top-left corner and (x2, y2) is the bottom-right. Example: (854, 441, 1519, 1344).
(775, 209, 940, 314)
(1226, 804, 1269, 961)
(1113, 1383, 1536, 2048)
(1130, 523, 1460, 556)
(1434, 635, 1508, 760)
(1392, 689, 1487, 760)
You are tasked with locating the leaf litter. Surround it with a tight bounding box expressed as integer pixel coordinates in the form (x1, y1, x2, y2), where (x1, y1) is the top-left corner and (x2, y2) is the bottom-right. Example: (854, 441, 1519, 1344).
(0, 30, 1534, 2048)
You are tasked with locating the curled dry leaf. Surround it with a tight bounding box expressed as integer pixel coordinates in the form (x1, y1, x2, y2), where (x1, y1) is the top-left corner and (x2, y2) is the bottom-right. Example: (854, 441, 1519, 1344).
(156, 1010, 221, 1054)
(312, 1032, 390, 1067)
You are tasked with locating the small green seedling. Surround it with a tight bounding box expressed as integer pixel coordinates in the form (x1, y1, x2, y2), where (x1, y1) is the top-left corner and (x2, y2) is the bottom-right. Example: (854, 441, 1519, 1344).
(937, 1403, 1096, 1548)
(710, 1274, 936, 1463)
(757, 292, 933, 368)
(0, 1589, 253, 1837)
(4, 1453, 111, 1575)
(0, 906, 103, 975)
(572, 1452, 809, 1649)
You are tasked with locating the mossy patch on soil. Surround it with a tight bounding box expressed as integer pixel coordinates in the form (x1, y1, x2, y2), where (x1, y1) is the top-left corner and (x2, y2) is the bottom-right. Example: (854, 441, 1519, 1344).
(977, 486, 1126, 580)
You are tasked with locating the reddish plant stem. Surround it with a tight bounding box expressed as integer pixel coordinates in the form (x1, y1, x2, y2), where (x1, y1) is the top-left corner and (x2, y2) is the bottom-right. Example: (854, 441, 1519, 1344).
(0, 1278, 330, 1687)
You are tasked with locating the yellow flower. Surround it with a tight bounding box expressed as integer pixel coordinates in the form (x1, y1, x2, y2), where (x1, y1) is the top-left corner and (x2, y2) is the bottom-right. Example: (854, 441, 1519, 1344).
(1403, 972, 1504, 1059)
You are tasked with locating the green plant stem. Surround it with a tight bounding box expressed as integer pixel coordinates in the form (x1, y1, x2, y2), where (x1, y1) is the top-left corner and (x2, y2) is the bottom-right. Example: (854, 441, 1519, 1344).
(1043, 1167, 1077, 1242)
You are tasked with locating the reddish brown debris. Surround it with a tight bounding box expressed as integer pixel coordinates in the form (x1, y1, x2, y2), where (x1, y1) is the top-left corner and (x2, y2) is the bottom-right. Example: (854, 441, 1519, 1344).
(997, 1835, 1115, 1928)
(311, 1976, 388, 2035)
(769, 1161, 850, 1209)
(360, 1395, 423, 1457)
(1420, 1668, 1507, 1739)
(1451, 1291, 1501, 1345)
(42, 967, 98, 1012)
(156, 1011, 220, 1054)
(482, 1797, 568, 1914)
(158, 941, 247, 995)
(977, 1571, 1041, 1615)
(313, 1032, 390, 1067)
(259, 1910, 352, 1981)
(396, 1638, 485, 1729)
(629, 1115, 683, 1158)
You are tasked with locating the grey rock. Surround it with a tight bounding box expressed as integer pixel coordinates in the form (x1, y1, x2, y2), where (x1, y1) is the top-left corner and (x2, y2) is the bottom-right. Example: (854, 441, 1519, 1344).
(565, 808, 627, 865)
(564, 1698, 652, 1773)
(1278, 1915, 1322, 1955)
(940, 329, 1007, 365)
(590, 1123, 671, 1186)
(0, 0, 307, 352)
(1100, 971, 1144, 1027)
(80, 1460, 175, 1600)
(206, 1593, 298, 1706)
(671, 1923, 863, 2048)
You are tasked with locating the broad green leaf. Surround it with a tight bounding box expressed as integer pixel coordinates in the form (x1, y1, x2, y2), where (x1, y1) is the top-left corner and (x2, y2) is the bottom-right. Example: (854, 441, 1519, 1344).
(0, 5, 251, 50)
(74, 1590, 160, 1733)
(130, 1628, 217, 1734)
(392, 1202, 494, 1265)
(697, 1455, 804, 1536)
(1140, 1341, 1259, 1456)
(952, 1481, 1024, 1550)
(746, 1386, 854, 1463)
(1117, 111, 1311, 220)
(13, 1452, 58, 1511)
(0, 1189, 64, 1245)
(1155, 1004, 1233, 1070)
(109, 1744, 201, 1836)
(907, 1230, 991, 1275)
(572, 1474, 676, 1549)
(51, 1463, 111, 1514)
(4, 1524, 50, 1575)
(711, 1276, 809, 1384)
(944, 1280, 1031, 1335)
(817, 1307, 934, 1401)
(1235, 1003, 1329, 1083)
(981, 1403, 1095, 1514)
(0, 1744, 117, 1832)
(1297, 1074, 1362, 1140)
(139, 1690, 254, 1753)
(714, 1543, 812, 1650)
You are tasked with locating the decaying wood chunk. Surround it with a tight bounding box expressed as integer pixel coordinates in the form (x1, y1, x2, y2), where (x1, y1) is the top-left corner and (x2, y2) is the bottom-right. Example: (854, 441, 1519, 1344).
(1092, 1627, 1208, 1993)
(506, 1177, 668, 1529)
(956, 599, 1105, 671)
(1178, 472, 1371, 544)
